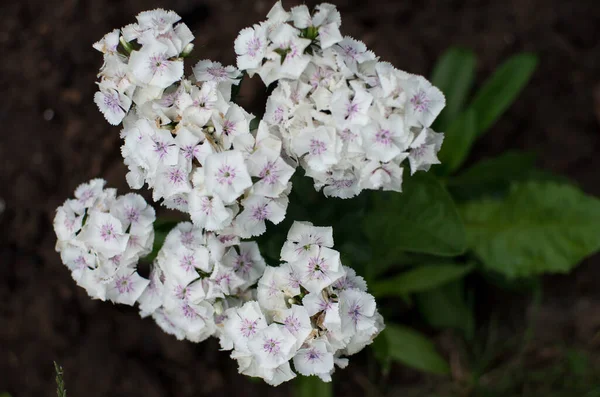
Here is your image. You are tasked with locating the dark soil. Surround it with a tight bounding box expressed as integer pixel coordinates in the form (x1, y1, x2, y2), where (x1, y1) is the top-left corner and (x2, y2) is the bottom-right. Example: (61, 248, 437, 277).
(1, 0, 600, 396)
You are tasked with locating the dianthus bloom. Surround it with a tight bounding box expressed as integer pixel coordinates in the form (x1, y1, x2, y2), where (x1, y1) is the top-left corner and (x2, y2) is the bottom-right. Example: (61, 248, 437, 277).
(235, 1, 445, 198)
(54, 2, 448, 386)
(221, 221, 383, 385)
(93, 9, 296, 239)
(54, 179, 154, 304)
(138, 222, 267, 342)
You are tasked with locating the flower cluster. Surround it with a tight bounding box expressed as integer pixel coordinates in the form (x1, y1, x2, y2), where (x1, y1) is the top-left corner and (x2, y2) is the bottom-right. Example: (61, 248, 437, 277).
(220, 221, 383, 385)
(93, 9, 297, 238)
(54, 179, 154, 305)
(138, 222, 266, 342)
(53, 2, 449, 386)
(235, 2, 445, 198)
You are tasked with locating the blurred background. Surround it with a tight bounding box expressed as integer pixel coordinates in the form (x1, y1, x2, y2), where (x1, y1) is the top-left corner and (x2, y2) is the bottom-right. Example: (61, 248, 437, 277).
(1, 0, 600, 396)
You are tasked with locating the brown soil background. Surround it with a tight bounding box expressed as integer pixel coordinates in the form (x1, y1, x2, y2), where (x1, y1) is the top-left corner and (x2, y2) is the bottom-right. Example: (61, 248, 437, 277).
(1, 0, 600, 396)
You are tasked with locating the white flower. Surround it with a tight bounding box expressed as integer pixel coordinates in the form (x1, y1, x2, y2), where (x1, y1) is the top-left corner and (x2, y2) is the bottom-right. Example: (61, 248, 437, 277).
(339, 289, 377, 335)
(54, 180, 154, 305)
(53, 200, 83, 241)
(128, 41, 184, 89)
(224, 301, 268, 351)
(79, 211, 129, 258)
(291, 246, 344, 293)
(193, 60, 242, 85)
(257, 265, 301, 313)
(188, 192, 233, 231)
(235, 25, 268, 70)
(333, 266, 368, 292)
(110, 193, 155, 231)
(361, 113, 411, 163)
(273, 305, 312, 349)
(135, 9, 181, 36)
(247, 323, 298, 369)
(106, 267, 150, 305)
(359, 160, 404, 192)
(293, 339, 335, 381)
(138, 265, 165, 316)
(235, 194, 287, 238)
(212, 104, 252, 150)
(73, 178, 107, 211)
(408, 127, 444, 174)
(281, 221, 334, 262)
(333, 37, 376, 74)
(402, 75, 446, 128)
(263, 24, 312, 84)
(204, 150, 252, 204)
(292, 126, 340, 173)
(331, 83, 373, 128)
(246, 150, 296, 198)
(93, 29, 120, 54)
(302, 291, 341, 331)
(291, 4, 342, 49)
(221, 242, 266, 289)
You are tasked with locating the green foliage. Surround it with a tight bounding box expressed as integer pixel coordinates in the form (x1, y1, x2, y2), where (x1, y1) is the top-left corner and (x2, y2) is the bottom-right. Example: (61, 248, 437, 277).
(447, 151, 537, 200)
(437, 108, 478, 175)
(0, 393, 12, 397)
(364, 172, 467, 261)
(431, 48, 476, 131)
(142, 218, 180, 263)
(54, 361, 67, 397)
(294, 376, 332, 397)
(371, 263, 473, 298)
(432, 51, 537, 176)
(461, 182, 600, 277)
(416, 280, 475, 339)
(469, 53, 538, 137)
(380, 324, 450, 375)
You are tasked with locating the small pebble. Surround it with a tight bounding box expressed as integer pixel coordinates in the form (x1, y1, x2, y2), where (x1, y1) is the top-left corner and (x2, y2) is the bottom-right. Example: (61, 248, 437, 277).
(43, 109, 55, 121)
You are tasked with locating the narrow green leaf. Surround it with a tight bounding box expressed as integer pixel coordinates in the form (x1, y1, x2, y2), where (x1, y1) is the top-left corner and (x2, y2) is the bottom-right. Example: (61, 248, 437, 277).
(437, 108, 478, 174)
(54, 361, 67, 397)
(469, 53, 538, 136)
(371, 334, 392, 375)
(371, 263, 473, 297)
(295, 376, 333, 397)
(431, 48, 476, 131)
(0, 393, 12, 397)
(383, 324, 450, 375)
(249, 116, 260, 132)
(365, 172, 466, 258)
(141, 219, 180, 263)
(416, 280, 475, 339)
(447, 151, 536, 200)
(461, 181, 600, 277)
(231, 73, 245, 103)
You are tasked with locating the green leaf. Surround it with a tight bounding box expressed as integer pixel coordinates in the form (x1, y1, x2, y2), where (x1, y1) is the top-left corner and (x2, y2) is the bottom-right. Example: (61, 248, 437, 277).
(469, 53, 538, 136)
(437, 108, 477, 175)
(231, 73, 245, 103)
(141, 219, 180, 263)
(461, 181, 600, 277)
(383, 324, 450, 375)
(431, 48, 476, 131)
(249, 116, 260, 132)
(54, 361, 67, 397)
(416, 280, 475, 339)
(371, 263, 474, 297)
(371, 334, 392, 375)
(294, 376, 332, 397)
(0, 393, 12, 397)
(365, 172, 467, 258)
(447, 151, 537, 200)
